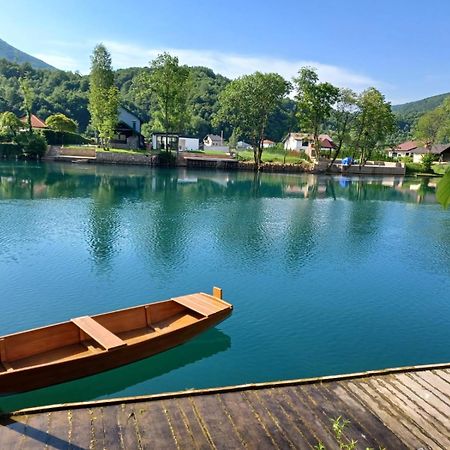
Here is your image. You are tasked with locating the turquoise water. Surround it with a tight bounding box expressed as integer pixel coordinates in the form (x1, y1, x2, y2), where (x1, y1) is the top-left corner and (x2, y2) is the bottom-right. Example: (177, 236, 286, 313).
(0, 161, 449, 412)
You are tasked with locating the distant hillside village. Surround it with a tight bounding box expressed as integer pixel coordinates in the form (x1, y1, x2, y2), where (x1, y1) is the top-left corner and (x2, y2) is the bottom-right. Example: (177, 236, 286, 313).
(0, 41, 450, 174)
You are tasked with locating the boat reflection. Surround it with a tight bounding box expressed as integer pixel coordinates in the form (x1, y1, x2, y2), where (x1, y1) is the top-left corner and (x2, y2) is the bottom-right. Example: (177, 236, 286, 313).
(0, 328, 231, 413)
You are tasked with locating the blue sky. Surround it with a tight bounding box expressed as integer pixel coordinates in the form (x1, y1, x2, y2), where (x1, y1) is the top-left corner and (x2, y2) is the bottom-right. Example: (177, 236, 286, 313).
(1, 0, 449, 104)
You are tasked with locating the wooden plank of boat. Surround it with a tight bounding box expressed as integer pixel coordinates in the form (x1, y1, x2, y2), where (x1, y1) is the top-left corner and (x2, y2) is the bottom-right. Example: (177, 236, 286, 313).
(71, 316, 127, 351)
(172, 293, 228, 317)
(0, 287, 232, 394)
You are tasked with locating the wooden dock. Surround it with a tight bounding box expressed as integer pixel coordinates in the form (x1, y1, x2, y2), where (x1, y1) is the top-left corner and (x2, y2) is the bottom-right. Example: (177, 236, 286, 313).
(1, 363, 450, 449)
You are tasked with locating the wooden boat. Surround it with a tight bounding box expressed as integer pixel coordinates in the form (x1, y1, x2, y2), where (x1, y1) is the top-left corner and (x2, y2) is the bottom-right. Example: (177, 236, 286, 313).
(0, 287, 232, 395)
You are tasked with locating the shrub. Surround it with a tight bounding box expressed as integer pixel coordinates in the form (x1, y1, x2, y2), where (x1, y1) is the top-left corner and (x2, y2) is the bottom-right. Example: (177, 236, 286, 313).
(158, 151, 176, 165)
(421, 152, 437, 172)
(0, 143, 21, 157)
(15, 133, 48, 157)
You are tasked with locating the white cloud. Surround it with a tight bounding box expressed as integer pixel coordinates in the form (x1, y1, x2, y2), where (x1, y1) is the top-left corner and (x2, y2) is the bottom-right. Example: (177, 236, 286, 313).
(38, 39, 383, 93)
(102, 41, 379, 91)
(35, 53, 80, 72)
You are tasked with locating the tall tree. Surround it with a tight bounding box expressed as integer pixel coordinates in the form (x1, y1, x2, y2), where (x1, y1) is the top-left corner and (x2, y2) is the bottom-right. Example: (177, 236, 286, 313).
(88, 44, 119, 148)
(328, 88, 357, 168)
(134, 53, 190, 151)
(19, 77, 35, 134)
(352, 88, 395, 165)
(293, 67, 339, 159)
(214, 72, 290, 168)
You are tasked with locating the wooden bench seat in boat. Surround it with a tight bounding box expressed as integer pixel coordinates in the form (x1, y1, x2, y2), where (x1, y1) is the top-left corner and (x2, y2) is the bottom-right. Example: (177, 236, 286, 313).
(172, 292, 229, 317)
(71, 316, 127, 351)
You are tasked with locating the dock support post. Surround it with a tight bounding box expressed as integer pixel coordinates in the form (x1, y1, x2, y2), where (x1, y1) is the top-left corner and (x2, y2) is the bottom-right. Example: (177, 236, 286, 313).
(213, 287, 223, 299)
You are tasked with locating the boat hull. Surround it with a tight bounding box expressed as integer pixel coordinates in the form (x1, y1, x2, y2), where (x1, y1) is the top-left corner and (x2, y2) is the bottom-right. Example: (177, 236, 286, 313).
(0, 309, 231, 395)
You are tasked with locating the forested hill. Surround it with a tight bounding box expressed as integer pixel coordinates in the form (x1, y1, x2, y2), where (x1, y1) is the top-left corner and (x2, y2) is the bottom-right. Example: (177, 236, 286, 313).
(0, 38, 55, 70)
(393, 92, 450, 115)
(0, 58, 296, 140)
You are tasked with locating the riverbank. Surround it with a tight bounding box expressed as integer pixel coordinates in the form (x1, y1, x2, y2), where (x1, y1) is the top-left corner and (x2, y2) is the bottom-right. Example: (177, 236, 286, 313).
(43, 146, 407, 176)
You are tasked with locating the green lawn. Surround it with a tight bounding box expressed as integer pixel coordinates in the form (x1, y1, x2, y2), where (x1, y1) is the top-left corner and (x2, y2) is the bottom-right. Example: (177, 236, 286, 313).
(236, 149, 308, 164)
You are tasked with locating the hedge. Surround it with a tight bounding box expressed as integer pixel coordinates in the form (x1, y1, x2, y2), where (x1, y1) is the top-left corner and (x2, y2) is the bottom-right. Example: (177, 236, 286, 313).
(0, 143, 21, 157)
(40, 129, 89, 146)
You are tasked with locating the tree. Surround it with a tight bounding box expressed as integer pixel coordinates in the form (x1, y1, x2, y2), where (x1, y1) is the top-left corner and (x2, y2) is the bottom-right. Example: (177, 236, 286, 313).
(134, 53, 190, 151)
(352, 88, 395, 165)
(214, 72, 290, 168)
(0, 111, 22, 137)
(19, 77, 35, 134)
(46, 113, 78, 133)
(414, 98, 450, 145)
(88, 44, 119, 148)
(293, 67, 339, 159)
(328, 88, 357, 168)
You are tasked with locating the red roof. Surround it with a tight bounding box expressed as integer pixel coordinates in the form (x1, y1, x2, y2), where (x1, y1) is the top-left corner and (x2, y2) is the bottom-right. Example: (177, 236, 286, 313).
(20, 114, 48, 129)
(319, 138, 335, 149)
(397, 140, 417, 152)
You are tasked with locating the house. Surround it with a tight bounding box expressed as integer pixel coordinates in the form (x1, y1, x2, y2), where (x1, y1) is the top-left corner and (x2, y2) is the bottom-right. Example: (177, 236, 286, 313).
(262, 139, 276, 148)
(389, 140, 418, 158)
(112, 106, 145, 149)
(203, 134, 229, 152)
(20, 114, 48, 129)
(283, 132, 335, 157)
(237, 141, 252, 150)
(411, 144, 450, 163)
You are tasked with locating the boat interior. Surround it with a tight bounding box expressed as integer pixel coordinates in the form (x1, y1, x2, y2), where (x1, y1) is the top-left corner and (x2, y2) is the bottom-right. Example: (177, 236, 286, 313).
(0, 294, 225, 374)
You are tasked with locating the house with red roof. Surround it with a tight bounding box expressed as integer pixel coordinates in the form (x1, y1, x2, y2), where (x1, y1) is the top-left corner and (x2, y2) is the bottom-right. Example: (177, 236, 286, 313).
(20, 114, 48, 130)
(262, 139, 276, 148)
(389, 140, 418, 158)
(283, 132, 335, 157)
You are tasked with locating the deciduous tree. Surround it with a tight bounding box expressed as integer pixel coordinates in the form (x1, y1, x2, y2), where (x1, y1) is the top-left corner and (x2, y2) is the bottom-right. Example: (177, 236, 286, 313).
(46, 113, 78, 133)
(88, 44, 119, 148)
(0, 111, 22, 137)
(134, 53, 190, 151)
(328, 88, 357, 168)
(352, 88, 395, 165)
(293, 67, 339, 159)
(214, 72, 290, 168)
(19, 77, 35, 134)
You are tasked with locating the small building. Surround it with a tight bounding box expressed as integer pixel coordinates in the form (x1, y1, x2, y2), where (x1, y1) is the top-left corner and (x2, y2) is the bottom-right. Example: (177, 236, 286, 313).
(411, 144, 450, 163)
(203, 134, 229, 152)
(152, 133, 179, 151)
(112, 106, 145, 149)
(389, 140, 418, 158)
(283, 132, 335, 157)
(262, 139, 276, 148)
(178, 137, 199, 152)
(20, 114, 48, 129)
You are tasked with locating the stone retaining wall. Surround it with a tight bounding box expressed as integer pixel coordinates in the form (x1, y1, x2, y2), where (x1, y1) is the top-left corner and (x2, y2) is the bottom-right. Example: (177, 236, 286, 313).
(95, 151, 159, 166)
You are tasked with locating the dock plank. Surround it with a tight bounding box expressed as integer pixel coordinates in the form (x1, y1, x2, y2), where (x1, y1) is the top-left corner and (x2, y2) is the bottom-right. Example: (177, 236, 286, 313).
(2, 366, 450, 448)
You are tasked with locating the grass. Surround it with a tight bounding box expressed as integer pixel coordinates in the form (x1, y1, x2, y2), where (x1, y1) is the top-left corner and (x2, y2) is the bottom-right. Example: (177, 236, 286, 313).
(236, 149, 308, 164)
(63, 145, 150, 156)
(432, 163, 450, 175)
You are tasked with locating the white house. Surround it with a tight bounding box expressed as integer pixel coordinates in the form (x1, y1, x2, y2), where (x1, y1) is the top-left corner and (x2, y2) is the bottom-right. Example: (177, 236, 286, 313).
(283, 132, 335, 157)
(203, 134, 229, 152)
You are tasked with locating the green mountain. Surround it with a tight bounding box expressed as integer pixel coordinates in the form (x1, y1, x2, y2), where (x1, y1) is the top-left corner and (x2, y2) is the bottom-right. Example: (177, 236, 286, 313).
(393, 92, 450, 115)
(0, 38, 55, 70)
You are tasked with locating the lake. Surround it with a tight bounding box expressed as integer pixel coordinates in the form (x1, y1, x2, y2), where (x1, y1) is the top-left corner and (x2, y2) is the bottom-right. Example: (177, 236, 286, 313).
(0, 161, 449, 412)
